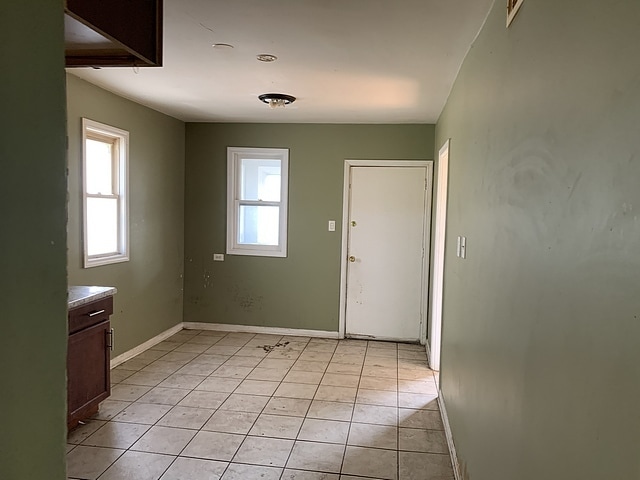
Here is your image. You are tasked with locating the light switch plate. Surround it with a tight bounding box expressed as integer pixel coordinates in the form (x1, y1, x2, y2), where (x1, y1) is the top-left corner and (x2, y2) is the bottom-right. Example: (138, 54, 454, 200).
(328, 220, 336, 232)
(213, 253, 224, 261)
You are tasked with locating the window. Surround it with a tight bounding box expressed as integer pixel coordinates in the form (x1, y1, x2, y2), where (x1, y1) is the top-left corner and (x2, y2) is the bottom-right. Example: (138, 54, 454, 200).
(227, 147, 289, 257)
(82, 118, 129, 268)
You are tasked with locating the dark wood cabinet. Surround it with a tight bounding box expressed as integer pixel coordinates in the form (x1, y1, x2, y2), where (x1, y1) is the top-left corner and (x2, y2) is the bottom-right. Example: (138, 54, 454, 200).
(67, 296, 113, 430)
(65, 0, 163, 68)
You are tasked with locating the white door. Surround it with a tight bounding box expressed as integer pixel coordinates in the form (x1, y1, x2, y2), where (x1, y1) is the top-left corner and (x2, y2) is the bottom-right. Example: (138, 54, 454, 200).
(429, 140, 450, 371)
(345, 166, 429, 341)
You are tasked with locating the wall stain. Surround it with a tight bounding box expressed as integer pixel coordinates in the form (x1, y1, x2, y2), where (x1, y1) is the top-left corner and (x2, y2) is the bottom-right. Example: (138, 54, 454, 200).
(203, 270, 213, 289)
(228, 284, 264, 312)
(567, 172, 583, 200)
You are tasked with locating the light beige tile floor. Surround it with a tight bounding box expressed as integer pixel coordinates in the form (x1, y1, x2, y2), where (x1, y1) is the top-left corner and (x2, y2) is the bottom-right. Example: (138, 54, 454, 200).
(67, 330, 452, 480)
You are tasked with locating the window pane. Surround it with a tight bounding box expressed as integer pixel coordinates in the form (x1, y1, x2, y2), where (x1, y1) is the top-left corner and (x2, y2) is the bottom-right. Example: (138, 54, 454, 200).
(240, 159, 281, 201)
(86, 197, 118, 256)
(86, 138, 114, 194)
(238, 205, 280, 245)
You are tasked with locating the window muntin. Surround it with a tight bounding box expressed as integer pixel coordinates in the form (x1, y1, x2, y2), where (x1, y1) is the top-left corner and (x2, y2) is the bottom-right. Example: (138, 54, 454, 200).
(227, 148, 289, 257)
(82, 118, 129, 267)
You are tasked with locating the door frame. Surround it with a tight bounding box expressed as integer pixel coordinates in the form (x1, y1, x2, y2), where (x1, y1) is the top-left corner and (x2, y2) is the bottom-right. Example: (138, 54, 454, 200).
(429, 140, 450, 371)
(338, 159, 434, 342)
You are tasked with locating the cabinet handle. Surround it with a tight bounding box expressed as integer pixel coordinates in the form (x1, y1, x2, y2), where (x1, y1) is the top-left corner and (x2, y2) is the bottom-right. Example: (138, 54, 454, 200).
(88, 309, 106, 317)
(107, 328, 114, 351)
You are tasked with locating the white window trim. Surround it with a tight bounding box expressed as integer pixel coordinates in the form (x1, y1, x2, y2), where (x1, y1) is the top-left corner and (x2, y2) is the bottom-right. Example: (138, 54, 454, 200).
(82, 118, 130, 268)
(226, 147, 289, 258)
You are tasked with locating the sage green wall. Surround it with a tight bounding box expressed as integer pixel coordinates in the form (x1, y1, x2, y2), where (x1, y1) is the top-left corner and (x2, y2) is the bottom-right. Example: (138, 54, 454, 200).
(67, 75, 185, 356)
(184, 124, 434, 331)
(0, 1, 67, 478)
(436, 1, 640, 479)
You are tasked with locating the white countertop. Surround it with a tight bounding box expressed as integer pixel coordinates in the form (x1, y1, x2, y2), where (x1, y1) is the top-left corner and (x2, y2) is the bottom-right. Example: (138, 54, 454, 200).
(68, 286, 117, 309)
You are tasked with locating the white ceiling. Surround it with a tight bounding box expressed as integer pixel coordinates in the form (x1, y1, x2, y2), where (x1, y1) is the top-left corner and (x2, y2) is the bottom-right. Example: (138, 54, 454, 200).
(68, 0, 493, 124)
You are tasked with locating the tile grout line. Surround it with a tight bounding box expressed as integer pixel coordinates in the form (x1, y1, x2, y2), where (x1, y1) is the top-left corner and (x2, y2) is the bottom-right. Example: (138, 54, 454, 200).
(329, 337, 361, 478)
(227, 333, 311, 479)
(279, 336, 343, 478)
(191, 333, 335, 477)
(165, 330, 247, 480)
(209, 331, 279, 479)
(72, 331, 442, 480)
(99, 330, 219, 479)
(101, 330, 229, 479)
(94, 333, 188, 480)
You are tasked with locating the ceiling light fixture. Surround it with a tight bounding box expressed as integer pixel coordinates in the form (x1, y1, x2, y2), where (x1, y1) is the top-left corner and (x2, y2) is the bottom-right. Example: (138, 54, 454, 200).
(212, 43, 234, 49)
(258, 93, 296, 109)
(256, 54, 277, 62)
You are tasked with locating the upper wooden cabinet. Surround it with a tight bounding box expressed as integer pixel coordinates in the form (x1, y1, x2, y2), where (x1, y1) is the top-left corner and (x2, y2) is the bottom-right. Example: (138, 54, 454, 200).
(65, 0, 163, 68)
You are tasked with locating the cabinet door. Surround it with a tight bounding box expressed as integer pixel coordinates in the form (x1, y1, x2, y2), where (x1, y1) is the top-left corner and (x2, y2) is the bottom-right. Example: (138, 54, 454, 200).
(67, 320, 110, 426)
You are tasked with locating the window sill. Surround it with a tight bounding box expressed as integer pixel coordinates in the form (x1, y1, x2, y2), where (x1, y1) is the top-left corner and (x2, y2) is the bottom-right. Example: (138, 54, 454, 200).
(227, 247, 287, 258)
(84, 254, 129, 269)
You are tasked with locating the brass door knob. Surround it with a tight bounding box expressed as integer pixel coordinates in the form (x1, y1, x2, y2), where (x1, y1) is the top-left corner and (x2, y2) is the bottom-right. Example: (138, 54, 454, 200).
(351, 221, 357, 227)
(349, 256, 356, 262)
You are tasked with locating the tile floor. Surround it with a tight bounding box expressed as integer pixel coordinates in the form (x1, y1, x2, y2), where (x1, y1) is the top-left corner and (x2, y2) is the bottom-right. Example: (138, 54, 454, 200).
(67, 329, 452, 480)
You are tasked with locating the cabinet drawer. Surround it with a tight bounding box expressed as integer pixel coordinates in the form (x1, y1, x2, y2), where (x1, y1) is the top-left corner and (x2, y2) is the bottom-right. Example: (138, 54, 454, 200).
(69, 296, 113, 334)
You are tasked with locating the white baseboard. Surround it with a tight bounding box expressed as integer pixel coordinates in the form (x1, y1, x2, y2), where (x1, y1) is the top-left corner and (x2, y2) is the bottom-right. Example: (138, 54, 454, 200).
(425, 339, 432, 363)
(438, 389, 462, 480)
(183, 322, 340, 339)
(110, 323, 184, 369)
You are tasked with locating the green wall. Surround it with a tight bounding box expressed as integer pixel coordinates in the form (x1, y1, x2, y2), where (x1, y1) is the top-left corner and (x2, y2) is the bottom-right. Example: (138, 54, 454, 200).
(67, 75, 185, 356)
(436, 1, 640, 479)
(184, 123, 434, 331)
(0, 1, 67, 478)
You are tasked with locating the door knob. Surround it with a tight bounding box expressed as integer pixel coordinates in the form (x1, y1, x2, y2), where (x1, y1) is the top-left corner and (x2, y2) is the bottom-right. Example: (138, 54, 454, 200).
(351, 221, 357, 227)
(349, 255, 356, 262)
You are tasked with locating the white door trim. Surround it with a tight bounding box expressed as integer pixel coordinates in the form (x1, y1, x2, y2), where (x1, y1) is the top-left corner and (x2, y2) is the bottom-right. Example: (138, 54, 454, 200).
(338, 159, 433, 342)
(429, 140, 450, 371)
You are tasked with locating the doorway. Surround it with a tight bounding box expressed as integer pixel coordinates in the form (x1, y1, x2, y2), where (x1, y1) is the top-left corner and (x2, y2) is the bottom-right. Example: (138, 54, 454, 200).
(339, 160, 433, 342)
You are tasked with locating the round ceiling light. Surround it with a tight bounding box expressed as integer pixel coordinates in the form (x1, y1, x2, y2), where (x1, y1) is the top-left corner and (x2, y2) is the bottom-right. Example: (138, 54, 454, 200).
(256, 54, 278, 63)
(258, 93, 296, 109)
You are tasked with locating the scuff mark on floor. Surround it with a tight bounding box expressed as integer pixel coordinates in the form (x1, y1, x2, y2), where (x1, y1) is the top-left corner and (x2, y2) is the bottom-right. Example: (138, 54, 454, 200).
(259, 341, 290, 353)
